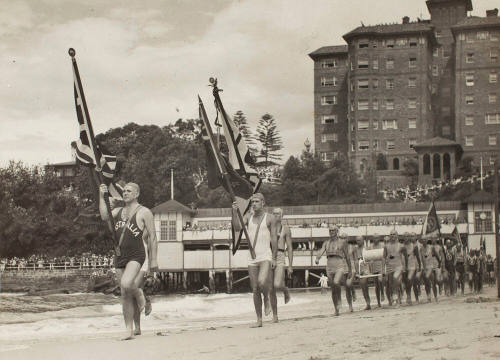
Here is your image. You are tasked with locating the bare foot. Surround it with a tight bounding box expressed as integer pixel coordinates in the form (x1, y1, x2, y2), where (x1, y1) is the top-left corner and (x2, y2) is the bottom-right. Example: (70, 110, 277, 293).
(284, 290, 290, 304)
(250, 319, 263, 328)
(134, 329, 141, 336)
(145, 297, 152, 316)
(272, 316, 279, 323)
(264, 296, 271, 316)
(121, 331, 135, 341)
(334, 309, 340, 316)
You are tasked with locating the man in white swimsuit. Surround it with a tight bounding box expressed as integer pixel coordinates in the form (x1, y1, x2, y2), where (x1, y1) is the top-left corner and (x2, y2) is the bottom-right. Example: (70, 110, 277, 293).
(270, 207, 293, 323)
(233, 193, 278, 327)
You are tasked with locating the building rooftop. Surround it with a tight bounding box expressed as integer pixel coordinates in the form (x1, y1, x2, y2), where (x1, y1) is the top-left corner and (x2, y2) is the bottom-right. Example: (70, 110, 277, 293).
(451, 15, 500, 31)
(413, 137, 462, 149)
(343, 22, 434, 41)
(308, 45, 348, 59)
(45, 161, 77, 167)
(426, 0, 472, 12)
(464, 190, 495, 203)
(152, 199, 195, 215)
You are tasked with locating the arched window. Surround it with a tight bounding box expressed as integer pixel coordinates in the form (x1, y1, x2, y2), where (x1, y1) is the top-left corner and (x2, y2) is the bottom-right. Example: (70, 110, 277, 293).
(393, 157, 400, 170)
(423, 154, 430, 175)
(443, 153, 451, 180)
(433, 153, 441, 179)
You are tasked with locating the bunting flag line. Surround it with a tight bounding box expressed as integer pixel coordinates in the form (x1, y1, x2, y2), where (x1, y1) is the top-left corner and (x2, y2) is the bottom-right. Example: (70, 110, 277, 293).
(422, 201, 441, 238)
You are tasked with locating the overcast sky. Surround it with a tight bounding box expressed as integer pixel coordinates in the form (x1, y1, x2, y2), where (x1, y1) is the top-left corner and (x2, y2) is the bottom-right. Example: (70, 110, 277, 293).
(1, 0, 498, 166)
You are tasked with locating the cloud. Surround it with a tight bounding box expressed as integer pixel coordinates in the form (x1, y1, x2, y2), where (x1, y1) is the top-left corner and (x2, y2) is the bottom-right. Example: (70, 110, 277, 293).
(1, 0, 498, 167)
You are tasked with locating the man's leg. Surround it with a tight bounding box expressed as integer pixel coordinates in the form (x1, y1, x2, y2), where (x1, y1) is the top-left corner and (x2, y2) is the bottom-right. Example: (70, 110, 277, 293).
(423, 269, 432, 302)
(118, 261, 144, 340)
(249, 265, 263, 327)
(345, 273, 354, 312)
(133, 271, 146, 335)
(393, 270, 403, 304)
(333, 271, 345, 315)
(374, 275, 382, 307)
(386, 272, 394, 305)
(271, 265, 286, 323)
(359, 277, 370, 310)
(431, 270, 438, 301)
(406, 269, 415, 305)
(257, 261, 272, 317)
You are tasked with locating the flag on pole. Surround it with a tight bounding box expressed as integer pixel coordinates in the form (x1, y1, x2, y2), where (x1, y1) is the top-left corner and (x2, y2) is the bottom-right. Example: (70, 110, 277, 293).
(70, 56, 123, 201)
(422, 201, 441, 237)
(451, 225, 461, 247)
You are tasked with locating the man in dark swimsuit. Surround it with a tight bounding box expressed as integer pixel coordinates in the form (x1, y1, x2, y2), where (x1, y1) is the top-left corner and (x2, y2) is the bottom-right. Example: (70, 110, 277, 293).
(100, 183, 158, 340)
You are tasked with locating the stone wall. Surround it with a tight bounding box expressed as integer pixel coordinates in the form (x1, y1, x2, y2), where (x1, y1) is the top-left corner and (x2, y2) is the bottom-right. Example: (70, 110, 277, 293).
(0, 269, 103, 293)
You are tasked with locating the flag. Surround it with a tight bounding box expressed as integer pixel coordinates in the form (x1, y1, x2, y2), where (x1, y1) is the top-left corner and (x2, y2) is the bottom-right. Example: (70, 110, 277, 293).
(422, 201, 441, 237)
(70, 54, 122, 201)
(451, 225, 461, 247)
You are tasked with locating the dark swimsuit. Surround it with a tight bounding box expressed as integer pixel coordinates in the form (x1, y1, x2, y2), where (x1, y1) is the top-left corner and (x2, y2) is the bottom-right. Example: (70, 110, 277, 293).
(114, 208, 146, 269)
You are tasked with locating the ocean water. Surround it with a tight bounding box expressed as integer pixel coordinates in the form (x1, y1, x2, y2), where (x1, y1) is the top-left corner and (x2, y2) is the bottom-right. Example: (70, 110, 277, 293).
(0, 291, 317, 342)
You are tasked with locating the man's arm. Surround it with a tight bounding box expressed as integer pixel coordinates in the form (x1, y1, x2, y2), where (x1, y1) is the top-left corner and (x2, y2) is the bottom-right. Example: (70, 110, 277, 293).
(141, 208, 158, 271)
(416, 246, 422, 271)
(269, 214, 278, 267)
(315, 241, 328, 264)
(285, 226, 293, 275)
(98, 184, 120, 225)
(344, 243, 352, 275)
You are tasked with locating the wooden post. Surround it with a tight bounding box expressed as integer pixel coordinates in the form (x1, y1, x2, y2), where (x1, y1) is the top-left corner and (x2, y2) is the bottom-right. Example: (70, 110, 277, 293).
(493, 162, 499, 298)
(305, 269, 309, 288)
(226, 270, 232, 293)
(183, 271, 188, 290)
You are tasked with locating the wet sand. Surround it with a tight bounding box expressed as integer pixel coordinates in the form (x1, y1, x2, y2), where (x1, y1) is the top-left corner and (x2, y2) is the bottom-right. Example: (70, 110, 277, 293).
(3, 286, 500, 360)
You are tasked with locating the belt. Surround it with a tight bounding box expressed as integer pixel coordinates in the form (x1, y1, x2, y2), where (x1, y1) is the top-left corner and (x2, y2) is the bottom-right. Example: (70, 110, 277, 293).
(278, 249, 285, 252)
(327, 255, 341, 258)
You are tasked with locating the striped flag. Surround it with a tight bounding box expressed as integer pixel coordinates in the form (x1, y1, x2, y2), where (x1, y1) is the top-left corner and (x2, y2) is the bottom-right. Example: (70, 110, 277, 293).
(70, 51, 122, 201)
(211, 81, 262, 254)
(422, 201, 441, 237)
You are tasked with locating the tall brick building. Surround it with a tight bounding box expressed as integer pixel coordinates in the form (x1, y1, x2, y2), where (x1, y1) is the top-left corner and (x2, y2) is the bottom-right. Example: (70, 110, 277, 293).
(310, 0, 500, 176)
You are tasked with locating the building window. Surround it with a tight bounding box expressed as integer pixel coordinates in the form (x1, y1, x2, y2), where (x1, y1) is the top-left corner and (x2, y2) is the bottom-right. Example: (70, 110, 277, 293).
(373, 140, 379, 150)
(490, 156, 498, 165)
(358, 100, 369, 110)
(466, 52, 474, 63)
(408, 118, 417, 129)
(322, 59, 337, 68)
(359, 39, 369, 48)
(433, 48, 439, 57)
(443, 49, 451, 58)
(372, 99, 379, 110)
(408, 98, 417, 109)
(485, 113, 500, 124)
(373, 120, 379, 130)
(386, 59, 394, 69)
(161, 220, 177, 241)
(465, 136, 474, 146)
(489, 93, 497, 104)
(386, 79, 394, 89)
(491, 49, 498, 62)
(358, 120, 369, 130)
(477, 31, 489, 40)
(321, 95, 337, 105)
(408, 78, 417, 88)
(489, 135, 497, 146)
(465, 72, 474, 86)
(409, 38, 417, 47)
(160, 221, 169, 241)
(465, 95, 474, 105)
(442, 126, 451, 136)
(358, 140, 370, 151)
(408, 57, 417, 68)
(458, 33, 465, 41)
(386, 40, 394, 48)
(358, 79, 369, 89)
(385, 99, 394, 110)
(442, 106, 450, 116)
(466, 33, 475, 43)
(321, 115, 337, 124)
(386, 140, 395, 150)
(491, 32, 498, 41)
(321, 133, 338, 142)
(474, 211, 492, 233)
(409, 139, 417, 149)
(396, 38, 407, 46)
(351, 141, 355, 151)
(373, 60, 378, 70)
(465, 115, 474, 126)
(432, 65, 439, 76)
(321, 152, 335, 162)
(372, 79, 379, 88)
(490, 72, 498, 83)
(321, 77, 337, 87)
(435, 30, 442, 38)
(382, 119, 397, 130)
(358, 59, 369, 69)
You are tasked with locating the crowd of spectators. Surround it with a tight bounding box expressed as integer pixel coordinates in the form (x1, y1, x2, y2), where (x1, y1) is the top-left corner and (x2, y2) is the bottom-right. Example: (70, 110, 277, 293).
(0, 252, 115, 271)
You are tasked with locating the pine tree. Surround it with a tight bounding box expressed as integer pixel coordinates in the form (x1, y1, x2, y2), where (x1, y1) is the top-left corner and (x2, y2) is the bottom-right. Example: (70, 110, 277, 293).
(233, 110, 257, 156)
(255, 113, 283, 166)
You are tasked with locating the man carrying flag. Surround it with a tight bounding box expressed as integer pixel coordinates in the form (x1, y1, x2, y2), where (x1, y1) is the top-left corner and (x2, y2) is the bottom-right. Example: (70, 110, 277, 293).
(452, 226, 466, 295)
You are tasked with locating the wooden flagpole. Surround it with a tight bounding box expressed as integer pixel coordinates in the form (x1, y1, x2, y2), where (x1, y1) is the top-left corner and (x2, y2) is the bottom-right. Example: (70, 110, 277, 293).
(69, 48, 119, 249)
(199, 95, 256, 259)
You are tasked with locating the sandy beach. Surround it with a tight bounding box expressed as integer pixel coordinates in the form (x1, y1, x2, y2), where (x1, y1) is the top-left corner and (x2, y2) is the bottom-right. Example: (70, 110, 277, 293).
(2, 286, 499, 360)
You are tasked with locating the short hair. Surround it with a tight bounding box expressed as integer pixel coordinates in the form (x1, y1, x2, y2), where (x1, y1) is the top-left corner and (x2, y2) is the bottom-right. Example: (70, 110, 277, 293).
(125, 182, 140, 195)
(390, 229, 398, 236)
(272, 208, 283, 215)
(251, 193, 265, 202)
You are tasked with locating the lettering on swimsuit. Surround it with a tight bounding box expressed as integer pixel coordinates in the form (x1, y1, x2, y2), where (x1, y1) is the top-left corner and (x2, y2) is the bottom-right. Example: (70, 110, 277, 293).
(115, 221, 141, 237)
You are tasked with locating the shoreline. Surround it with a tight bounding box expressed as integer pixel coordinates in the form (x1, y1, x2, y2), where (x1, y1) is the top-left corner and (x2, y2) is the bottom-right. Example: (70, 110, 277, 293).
(1, 287, 499, 359)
